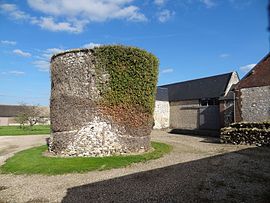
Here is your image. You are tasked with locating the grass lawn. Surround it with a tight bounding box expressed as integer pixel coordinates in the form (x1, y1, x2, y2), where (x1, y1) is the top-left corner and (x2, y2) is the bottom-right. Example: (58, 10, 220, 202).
(0, 125, 50, 136)
(0, 142, 172, 175)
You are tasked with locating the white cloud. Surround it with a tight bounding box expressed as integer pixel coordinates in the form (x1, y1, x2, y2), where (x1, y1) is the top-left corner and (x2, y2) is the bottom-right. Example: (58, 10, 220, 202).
(110, 5, 147, 22)
(1, 70, 25, 76)
(47, 48, 64, 53)
(6, 0, 146, 33)
(33, 48, 64, 71)
(42, 48, 63, 59)
(0, 4, 15, 12)
(32, 60, 50, 72)
(9, 70, 25, 75)
(219, 53, 230, 58)
(13, 49, 31, 57)
(27, 0, 146, 22)
(0, 1, 147, 33)
(0, 3, 86, 33)
(82, 42, 101, 49)
(200, 0, 216, 8)
(161, 68, 174, 74)
(1, 40, 17, 45)
(0, 3, 31, 20)
(154, 0, 166, 6)
(240, 63, 256, 73)
(34, 17, 85, 33)
(157, 9, 174, 23)
(38, 48, 62, 60)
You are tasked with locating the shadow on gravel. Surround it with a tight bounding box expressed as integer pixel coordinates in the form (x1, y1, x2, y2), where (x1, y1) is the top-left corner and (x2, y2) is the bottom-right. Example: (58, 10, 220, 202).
(62, 147, 270, 203)
(169, 129, 220, 144)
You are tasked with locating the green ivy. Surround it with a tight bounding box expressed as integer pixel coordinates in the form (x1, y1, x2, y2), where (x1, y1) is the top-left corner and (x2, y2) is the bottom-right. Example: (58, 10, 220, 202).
(94, 45, 159, 114)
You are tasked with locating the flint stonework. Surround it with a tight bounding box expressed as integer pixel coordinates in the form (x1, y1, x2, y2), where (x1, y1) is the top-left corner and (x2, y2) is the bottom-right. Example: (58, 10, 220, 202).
(49, 47, 157, 157)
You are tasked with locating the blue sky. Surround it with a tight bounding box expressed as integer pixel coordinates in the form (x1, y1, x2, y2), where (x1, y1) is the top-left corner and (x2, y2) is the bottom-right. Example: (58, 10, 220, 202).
(0, 0, 269, 106)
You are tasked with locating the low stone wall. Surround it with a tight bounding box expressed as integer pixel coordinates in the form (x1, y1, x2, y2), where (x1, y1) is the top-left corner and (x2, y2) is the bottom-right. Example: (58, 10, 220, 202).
(220, 122, 270, 146)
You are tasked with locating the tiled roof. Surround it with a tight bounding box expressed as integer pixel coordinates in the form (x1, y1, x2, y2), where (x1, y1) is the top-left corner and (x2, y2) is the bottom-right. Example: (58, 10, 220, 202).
(160, 72, 233, 101)
(155, 87, 169, 101)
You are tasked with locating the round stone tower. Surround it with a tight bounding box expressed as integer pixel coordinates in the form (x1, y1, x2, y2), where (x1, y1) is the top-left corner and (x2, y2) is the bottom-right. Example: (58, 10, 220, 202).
(49, 45, 159, 157)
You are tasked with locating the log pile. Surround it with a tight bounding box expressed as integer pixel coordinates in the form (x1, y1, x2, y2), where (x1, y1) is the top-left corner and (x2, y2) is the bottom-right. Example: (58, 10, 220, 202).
(220, 122, 270, 146)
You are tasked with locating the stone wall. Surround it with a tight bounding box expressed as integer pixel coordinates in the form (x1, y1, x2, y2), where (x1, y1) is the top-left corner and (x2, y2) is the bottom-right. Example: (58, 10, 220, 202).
(170, 100, 199, 129)
(241, 85, 270, 122)
(50, 47, 157, 157)
(170, 100, 221, 130)
(153, 87, 169, 129)
(220, 100, 234, 127)
(234, 54, 270, 122)
(153, 101, 170, 129)
(0, 117, 9, 126)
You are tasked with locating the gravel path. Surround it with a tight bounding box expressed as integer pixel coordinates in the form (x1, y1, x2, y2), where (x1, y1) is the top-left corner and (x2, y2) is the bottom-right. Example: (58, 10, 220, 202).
(0, 135, 48, 166)
(0, 131, 269, 203)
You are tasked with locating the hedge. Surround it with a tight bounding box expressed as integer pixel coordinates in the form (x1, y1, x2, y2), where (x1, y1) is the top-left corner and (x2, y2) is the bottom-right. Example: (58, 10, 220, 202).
(220, 122, 270, 146)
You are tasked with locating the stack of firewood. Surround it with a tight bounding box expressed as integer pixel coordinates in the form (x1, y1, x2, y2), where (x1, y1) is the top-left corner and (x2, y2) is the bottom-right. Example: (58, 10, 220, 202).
(220, 122, 270, 146)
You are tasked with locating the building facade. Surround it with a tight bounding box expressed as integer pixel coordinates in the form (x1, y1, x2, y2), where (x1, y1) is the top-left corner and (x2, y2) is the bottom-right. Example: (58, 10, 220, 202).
(0, 105, 50, 126)
(154, 72, 239, 130)
(234, 53, 270, 122)
(153, 87, 170, 129)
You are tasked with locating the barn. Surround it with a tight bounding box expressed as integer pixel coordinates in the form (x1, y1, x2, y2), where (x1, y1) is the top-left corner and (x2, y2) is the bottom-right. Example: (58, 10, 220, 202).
(154, 72, 239, 130)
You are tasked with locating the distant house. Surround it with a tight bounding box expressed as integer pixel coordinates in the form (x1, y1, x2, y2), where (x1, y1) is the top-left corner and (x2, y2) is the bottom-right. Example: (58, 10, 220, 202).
(153, 87, 170, 129)
(234, 53, 270, 122)
(0, 104, 50, 126)
(154, 72, 239, 130)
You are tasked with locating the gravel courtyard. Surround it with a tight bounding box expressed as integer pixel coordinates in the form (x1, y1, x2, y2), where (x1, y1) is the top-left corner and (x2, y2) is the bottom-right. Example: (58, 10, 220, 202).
(0, 130, 269, 203)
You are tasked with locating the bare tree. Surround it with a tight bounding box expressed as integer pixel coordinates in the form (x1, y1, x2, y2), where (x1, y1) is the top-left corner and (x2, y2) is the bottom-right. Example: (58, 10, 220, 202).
(15, 103, 42, 128)
(15, 108, 28, 128)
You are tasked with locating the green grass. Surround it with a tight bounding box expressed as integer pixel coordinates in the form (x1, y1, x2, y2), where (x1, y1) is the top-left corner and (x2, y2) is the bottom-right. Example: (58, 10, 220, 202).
(0, 125, 50, 136)
(0, 142, 172, 175)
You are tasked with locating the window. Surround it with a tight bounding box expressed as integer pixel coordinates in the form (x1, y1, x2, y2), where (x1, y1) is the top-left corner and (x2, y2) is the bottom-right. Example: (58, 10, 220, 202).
(200, 98, 219, 106)
(200, 99, 208, 106)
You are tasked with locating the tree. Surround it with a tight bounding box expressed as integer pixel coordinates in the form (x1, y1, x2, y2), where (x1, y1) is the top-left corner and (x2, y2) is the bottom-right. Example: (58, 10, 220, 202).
(15, 110, 28, 128)
(15, 103, 42, 128)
